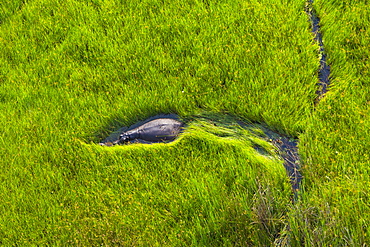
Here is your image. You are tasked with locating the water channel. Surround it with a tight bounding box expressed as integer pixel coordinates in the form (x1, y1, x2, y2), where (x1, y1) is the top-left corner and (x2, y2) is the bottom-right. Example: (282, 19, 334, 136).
(306, 0, 331, 100)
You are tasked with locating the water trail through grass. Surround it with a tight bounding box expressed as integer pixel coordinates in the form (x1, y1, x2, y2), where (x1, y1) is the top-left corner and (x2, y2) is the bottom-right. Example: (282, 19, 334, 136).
(99, 114, 301, 195)
(262, 129, 301, 197)
(306, 0, 331, 102)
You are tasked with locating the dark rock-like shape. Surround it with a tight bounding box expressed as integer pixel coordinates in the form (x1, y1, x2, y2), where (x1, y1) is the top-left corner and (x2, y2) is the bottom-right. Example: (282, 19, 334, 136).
(100, 117, 184, 146)
(117, 118, 184, 144)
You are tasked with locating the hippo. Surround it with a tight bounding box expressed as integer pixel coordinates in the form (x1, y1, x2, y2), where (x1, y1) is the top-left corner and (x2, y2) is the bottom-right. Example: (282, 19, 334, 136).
(100, 117, 184, 146)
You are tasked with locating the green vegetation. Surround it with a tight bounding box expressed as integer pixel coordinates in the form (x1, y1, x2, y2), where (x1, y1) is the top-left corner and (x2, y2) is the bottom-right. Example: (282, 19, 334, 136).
(0, 0, 368, 245)
(289, 0, 370, 245)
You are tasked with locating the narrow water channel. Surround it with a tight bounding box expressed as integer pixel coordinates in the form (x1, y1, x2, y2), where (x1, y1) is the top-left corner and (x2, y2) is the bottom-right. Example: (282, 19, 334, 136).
(306, 0, 331, 99)
(263, 130, 301, 196)
(275, 0, 333, 198)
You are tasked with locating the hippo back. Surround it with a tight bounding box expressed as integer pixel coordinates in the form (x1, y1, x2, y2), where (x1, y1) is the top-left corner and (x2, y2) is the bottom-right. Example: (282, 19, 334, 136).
(135, 118, 184, 142)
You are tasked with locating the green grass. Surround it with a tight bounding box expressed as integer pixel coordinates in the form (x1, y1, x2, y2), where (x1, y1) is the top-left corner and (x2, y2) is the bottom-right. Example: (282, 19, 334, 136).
(288, 0, 370, 245)
(0, 0, 318, 134)
(0, 114, 292, 245)
(0, 0, 368, 245)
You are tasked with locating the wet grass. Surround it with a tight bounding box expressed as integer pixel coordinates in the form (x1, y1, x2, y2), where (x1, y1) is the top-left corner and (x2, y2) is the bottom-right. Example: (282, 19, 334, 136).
(0, 0, 368, 245)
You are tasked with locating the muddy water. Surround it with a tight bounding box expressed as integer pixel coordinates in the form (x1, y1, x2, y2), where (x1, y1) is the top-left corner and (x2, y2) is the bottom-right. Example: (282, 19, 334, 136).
(306, 0, 331, 98)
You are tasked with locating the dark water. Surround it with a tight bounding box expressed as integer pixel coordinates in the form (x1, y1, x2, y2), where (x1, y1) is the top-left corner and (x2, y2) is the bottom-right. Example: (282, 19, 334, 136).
(306, 0, 331, 98)
(262, 129, 301, 195)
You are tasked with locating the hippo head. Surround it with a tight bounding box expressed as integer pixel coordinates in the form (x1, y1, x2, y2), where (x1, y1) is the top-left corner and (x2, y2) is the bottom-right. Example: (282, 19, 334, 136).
(118, 133, 130, 143)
